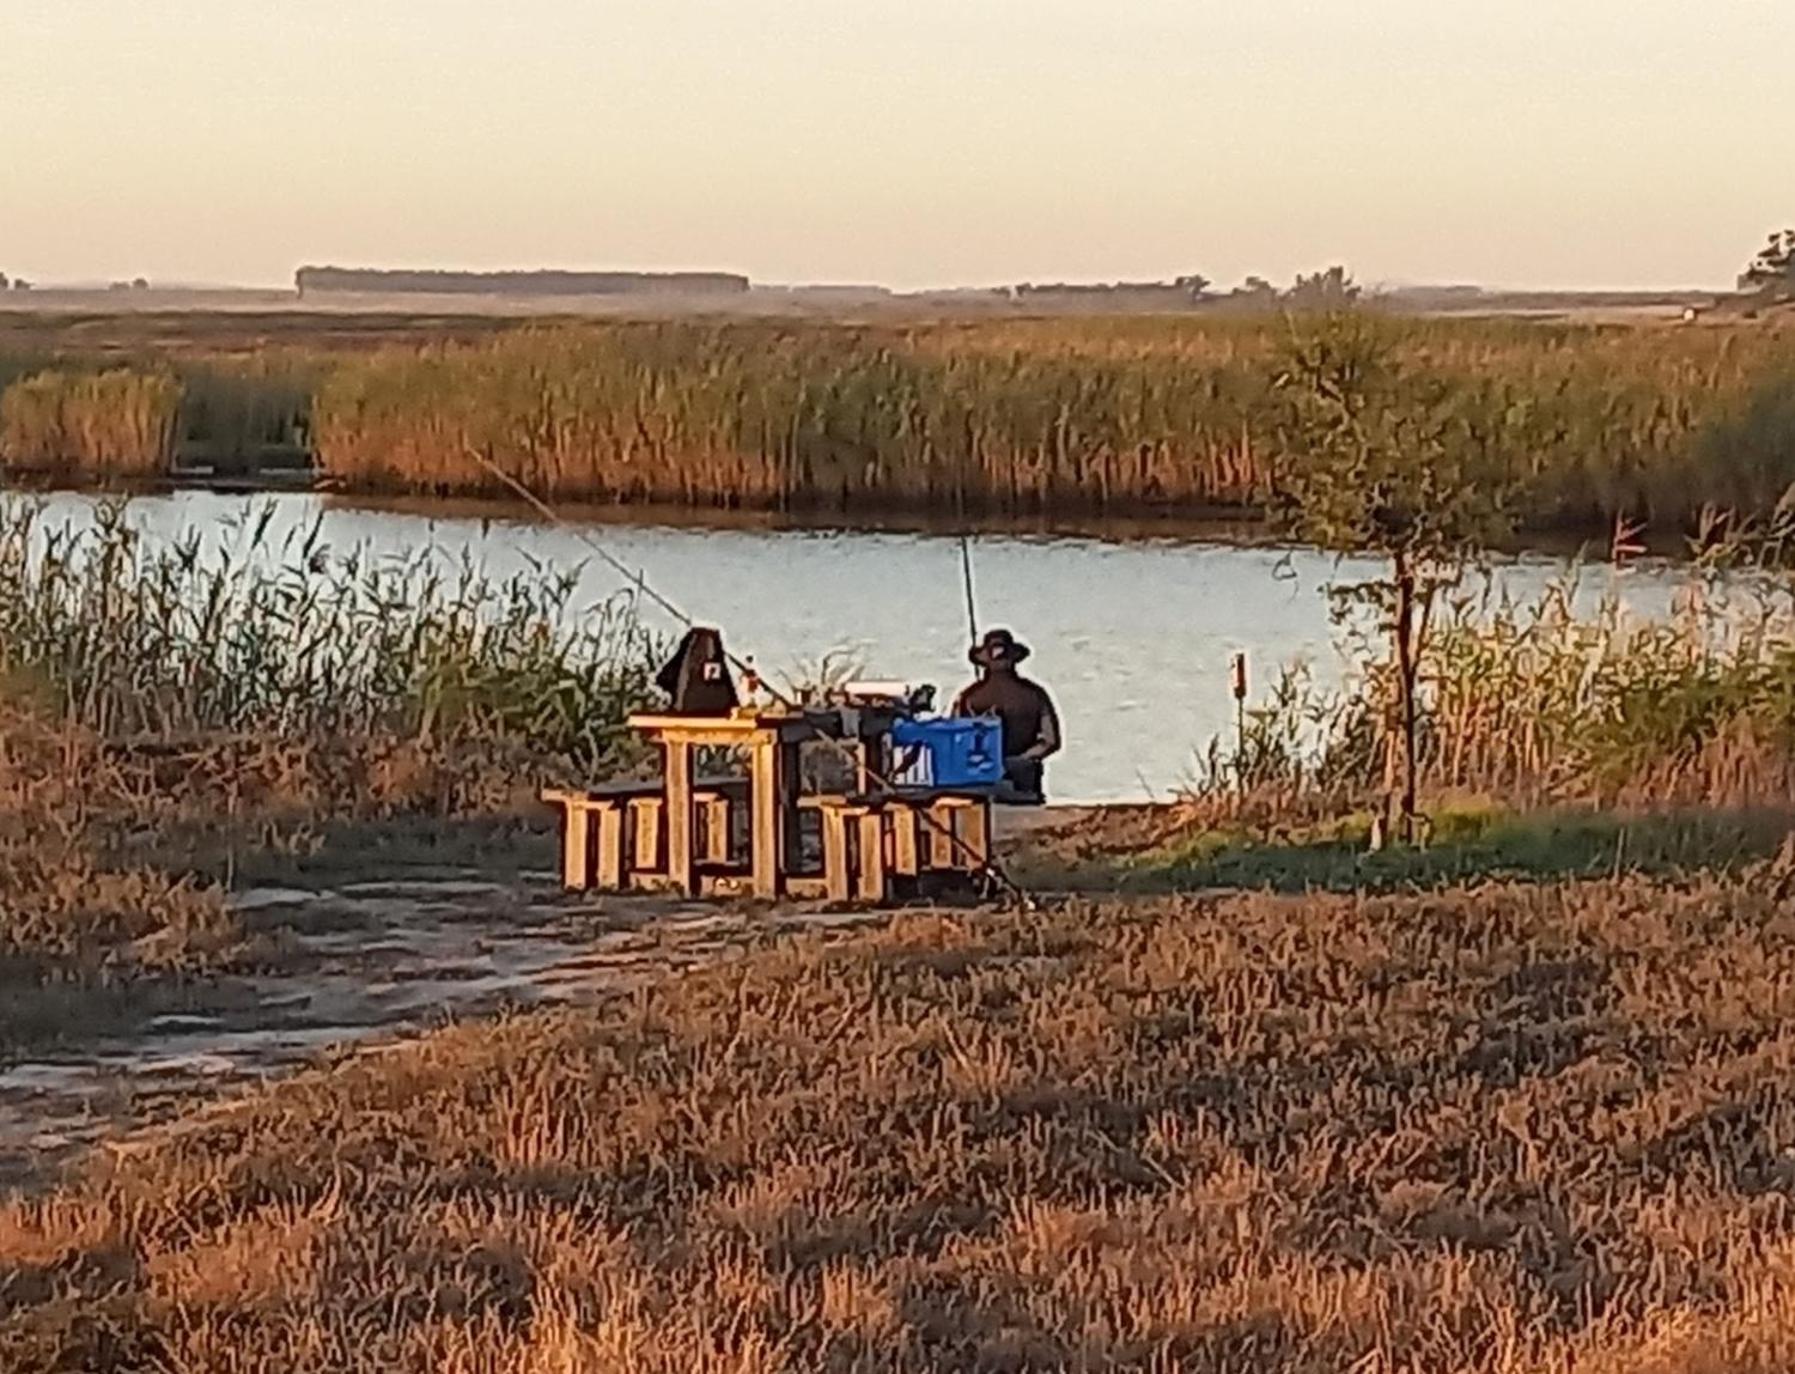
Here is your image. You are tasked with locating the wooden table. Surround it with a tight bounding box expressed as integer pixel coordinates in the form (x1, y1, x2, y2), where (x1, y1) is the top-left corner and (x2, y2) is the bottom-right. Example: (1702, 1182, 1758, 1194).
(626, 711, 823, 899)
(545, 708, 993, 904)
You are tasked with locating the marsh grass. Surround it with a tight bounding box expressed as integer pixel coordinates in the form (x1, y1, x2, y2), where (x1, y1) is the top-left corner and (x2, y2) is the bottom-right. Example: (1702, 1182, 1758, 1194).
(0, 498, 658, 766)
(0, 496, 659, 972)
(1198, 571, 1795, 811)
(309, 316, 1795, 530)
(7, 880, 1795, 1369)
(0, 369, 181, 478)
(8, 315, 1795, 531)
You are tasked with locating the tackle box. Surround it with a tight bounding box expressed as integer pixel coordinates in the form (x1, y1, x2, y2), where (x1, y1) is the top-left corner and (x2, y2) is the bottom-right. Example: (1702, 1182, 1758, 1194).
(889, 717, 1004, 787)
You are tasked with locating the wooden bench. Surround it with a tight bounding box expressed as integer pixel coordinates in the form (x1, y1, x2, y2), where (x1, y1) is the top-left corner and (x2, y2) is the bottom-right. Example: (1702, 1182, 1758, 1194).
(544, 778, 748, 891)
(801, 788, 995, 904)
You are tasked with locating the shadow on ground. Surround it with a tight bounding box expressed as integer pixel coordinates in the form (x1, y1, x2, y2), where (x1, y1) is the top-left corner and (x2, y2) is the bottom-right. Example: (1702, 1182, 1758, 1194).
(1017, 803, 1795, 894)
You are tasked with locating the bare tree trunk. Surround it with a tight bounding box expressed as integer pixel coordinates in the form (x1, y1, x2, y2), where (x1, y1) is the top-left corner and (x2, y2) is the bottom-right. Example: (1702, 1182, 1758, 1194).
(1393, 548, 1419, 843)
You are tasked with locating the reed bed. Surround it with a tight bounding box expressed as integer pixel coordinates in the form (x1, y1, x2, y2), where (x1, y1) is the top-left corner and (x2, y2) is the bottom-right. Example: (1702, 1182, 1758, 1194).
(7, 878, 1795, 1369)
(0, 368, 182, 478)
(311, 316, 1795, 530)
(1210, 570, 1795, 809)
(0, 496, 658, 970)
(0, 498, 658, 770)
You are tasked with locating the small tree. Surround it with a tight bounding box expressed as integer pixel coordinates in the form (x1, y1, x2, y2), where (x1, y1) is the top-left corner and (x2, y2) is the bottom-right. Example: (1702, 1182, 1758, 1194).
(1269, 312, 1520, 840)
(1740, 229, 1795, 300)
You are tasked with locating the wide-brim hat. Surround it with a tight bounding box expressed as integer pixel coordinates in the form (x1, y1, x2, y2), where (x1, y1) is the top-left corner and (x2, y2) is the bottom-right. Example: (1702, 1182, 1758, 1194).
(970, 628, 1031, 666)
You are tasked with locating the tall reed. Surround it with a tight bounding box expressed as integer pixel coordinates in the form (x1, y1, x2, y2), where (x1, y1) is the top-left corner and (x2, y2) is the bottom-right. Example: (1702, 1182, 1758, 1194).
(311, 317, 1795, 531)
(0, 368, 182, 477)
(0, 498, 660, 772)
(1222, 572, 1795, 807)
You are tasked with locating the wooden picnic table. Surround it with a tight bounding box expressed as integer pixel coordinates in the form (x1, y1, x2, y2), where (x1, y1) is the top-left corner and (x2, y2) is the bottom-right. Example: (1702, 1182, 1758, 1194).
(543, 706, 998, 904)
(628, 709, 844, 899)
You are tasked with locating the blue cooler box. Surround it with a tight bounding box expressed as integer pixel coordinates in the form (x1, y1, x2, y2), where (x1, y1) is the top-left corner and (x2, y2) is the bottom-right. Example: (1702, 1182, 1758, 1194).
(890, 717, 1004, 787)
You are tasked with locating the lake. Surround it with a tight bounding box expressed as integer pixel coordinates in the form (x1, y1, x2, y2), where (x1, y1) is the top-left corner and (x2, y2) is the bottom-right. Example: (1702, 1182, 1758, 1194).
(27, 491, 1699, 803)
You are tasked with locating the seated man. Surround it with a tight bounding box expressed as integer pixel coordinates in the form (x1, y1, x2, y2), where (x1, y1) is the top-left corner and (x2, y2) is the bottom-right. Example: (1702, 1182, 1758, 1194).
(953, 628, 1062, 803)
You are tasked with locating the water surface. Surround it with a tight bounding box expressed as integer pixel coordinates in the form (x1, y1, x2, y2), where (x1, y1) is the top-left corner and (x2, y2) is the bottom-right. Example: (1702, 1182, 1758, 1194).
(32, 492, 1697, 802)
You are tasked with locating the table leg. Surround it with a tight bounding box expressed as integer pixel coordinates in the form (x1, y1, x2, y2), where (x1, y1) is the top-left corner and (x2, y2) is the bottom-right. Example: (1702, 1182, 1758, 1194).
(596, 805, 624, 889)
(561, 803, 592, 890)
(664, 739, 696, 897)
(856, 811, 887, 903)
(823, 805, 852, 903)
(751, 737, 782, 899)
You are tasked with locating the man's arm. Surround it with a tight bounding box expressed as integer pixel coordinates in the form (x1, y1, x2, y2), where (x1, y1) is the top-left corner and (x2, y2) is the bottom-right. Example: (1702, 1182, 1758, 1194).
(1020, 694, 1061, 760)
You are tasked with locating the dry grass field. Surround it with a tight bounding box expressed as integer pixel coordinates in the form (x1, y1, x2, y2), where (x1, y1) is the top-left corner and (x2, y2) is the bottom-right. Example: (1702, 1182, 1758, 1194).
(6, 873, 1795, 1371)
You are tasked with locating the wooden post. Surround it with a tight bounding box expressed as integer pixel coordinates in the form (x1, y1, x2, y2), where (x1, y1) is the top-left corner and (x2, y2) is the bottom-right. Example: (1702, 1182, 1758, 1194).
(596, 804, 624, 890)
(822, 804, 852, 903)
(630, 797, 663, 873)
(961, 800, 991, 873)
(856, 810, 888, 903)
(891, 805, 920, 878)
(927, 800, 959, 870)
(665, 738, 695, 896)
(700, 794, 731, 866)
(750, 734, 783, 899)
(561, 802, 592, 890)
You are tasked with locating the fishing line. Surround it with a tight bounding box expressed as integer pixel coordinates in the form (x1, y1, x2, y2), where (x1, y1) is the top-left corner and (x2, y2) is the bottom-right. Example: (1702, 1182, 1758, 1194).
(464, 448, 1035, 910)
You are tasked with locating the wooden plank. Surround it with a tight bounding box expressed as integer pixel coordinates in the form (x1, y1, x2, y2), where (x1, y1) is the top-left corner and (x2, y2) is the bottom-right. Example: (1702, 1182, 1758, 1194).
(961, 799, 992, 872)
(855, 811, 888, 904)
(822, 805, 852, 904)
(785, 875, 829, 900)
(665, 739, 696, 896)
(927, 800, 959, 871)
(561, 802, 592, 890)
(891, 805, 920, 877)
(699, 794, 731, 866)
(630, 797, 663, 872)
(596, 804, 624, 889)
(750, 736, 782, 899)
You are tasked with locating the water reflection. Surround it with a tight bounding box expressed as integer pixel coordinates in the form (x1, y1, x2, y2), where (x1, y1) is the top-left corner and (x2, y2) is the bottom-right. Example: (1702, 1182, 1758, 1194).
(29, 491, 1697, 803)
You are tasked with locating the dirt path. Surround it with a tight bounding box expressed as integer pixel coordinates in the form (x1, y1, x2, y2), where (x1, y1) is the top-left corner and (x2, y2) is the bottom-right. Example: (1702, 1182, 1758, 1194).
(0, 807, 1080, 1191)
(0, 867, 888, 1189)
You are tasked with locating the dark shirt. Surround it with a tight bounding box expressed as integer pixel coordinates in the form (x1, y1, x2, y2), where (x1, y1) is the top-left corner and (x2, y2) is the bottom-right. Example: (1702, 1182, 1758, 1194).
(954, 671, 1060, 758)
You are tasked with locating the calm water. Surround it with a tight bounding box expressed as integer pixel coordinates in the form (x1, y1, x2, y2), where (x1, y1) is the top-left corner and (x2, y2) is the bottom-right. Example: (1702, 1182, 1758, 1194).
(30, 492, 1698, 803)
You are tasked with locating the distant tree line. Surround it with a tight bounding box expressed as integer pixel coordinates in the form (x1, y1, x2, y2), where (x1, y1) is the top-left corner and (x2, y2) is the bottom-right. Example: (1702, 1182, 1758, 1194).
(294, 267, 752, 298)
(1007, 267, 1362, 310)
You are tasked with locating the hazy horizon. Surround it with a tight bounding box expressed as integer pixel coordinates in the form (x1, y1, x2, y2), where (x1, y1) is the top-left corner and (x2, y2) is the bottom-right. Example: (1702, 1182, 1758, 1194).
(3, 1, 1789, 293)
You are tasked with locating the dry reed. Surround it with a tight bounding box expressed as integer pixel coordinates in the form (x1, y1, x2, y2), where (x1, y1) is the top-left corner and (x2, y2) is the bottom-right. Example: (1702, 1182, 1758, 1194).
(309, 316, 1795, 530)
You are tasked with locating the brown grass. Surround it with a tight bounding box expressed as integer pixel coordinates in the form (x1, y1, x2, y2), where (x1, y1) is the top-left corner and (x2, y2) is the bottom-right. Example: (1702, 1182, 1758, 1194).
(0, 703, 554, 981)
(6, 876, 1795, 1369)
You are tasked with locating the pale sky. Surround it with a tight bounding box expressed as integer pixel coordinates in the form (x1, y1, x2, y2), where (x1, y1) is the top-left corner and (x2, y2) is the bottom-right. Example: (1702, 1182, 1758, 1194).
(2, 1, 1788, 292)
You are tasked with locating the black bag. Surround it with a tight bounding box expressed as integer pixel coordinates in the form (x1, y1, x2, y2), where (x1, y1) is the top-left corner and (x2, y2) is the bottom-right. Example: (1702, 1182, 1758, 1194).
(655, 627, 739, 715)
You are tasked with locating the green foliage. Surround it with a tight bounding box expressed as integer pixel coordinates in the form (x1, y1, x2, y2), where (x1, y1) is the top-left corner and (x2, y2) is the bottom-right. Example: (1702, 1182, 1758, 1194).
(1267, 311, 1520, 562)
(1210, 574, 1795, 809)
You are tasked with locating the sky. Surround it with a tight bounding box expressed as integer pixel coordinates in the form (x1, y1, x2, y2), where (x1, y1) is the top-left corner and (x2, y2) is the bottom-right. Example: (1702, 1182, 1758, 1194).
(2, 1, 1789, 292)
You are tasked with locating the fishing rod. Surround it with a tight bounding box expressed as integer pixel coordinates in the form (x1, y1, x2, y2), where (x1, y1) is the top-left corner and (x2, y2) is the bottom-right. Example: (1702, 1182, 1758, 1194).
(464, 448, 1035, 910)
(959, 533, 980, 648)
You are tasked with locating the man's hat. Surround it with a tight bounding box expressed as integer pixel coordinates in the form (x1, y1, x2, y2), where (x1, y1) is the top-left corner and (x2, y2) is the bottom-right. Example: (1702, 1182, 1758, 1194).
(969, 627, 1031, 667)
